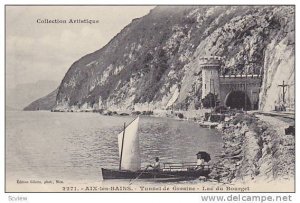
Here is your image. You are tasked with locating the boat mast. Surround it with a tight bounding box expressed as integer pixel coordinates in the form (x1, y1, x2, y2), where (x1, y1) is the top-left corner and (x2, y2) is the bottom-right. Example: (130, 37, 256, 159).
(119, 122, 126, 170)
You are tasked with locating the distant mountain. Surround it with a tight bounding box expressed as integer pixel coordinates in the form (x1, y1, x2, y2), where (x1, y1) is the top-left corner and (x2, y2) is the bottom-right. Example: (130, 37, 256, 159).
(28, 6, 295, 112)
(23, 88, 58, 111)
(6, 80, 58, 110)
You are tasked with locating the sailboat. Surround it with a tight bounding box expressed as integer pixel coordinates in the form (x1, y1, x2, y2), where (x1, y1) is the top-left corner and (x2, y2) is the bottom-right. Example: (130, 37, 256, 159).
(101, 116, 211, 180)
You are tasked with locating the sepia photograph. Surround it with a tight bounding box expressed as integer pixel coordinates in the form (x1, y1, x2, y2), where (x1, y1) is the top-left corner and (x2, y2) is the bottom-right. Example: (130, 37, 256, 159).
(5, 5, 295, 193)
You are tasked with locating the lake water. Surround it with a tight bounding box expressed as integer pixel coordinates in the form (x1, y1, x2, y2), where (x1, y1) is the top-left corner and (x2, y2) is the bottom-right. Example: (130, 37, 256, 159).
(6, 111, 223, 190)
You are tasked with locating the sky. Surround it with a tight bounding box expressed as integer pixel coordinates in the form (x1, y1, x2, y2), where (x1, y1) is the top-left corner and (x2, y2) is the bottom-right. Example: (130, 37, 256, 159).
(6, 6, 154, 89)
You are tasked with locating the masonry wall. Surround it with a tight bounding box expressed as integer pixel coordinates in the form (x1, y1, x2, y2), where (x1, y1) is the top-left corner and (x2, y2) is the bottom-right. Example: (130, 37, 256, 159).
(219, 76, 261, 109)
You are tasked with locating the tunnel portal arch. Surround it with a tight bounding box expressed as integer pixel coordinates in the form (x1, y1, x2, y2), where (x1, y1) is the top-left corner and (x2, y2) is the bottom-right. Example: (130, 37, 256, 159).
(224, 91, 252, 110)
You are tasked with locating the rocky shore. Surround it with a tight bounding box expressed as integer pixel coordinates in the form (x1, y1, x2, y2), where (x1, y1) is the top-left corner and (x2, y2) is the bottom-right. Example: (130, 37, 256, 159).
(209, 113, 295, 184)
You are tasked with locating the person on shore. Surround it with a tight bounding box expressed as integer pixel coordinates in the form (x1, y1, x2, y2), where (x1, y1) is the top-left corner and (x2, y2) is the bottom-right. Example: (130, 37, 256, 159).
(195, 153, 204, 170)
(147, 157, 161, 171)
(194, 151, 211, 170)
(203, 161, 210, 171)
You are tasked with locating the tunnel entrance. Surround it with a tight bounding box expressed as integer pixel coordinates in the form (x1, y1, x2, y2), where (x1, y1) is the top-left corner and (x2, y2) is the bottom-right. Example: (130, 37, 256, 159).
(224, 91, 252, 110)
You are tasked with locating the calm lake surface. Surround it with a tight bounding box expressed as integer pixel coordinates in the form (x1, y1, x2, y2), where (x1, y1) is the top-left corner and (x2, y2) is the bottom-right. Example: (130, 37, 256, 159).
(6, 111, 223, 184)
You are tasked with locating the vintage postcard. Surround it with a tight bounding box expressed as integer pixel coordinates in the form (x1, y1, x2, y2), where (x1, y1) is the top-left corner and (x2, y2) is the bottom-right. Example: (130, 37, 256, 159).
(5, 5, 295, 192)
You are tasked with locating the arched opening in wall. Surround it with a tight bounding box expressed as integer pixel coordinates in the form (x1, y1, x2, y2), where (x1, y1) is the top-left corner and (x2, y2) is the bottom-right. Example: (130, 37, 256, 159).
(224, 91, 252, 110)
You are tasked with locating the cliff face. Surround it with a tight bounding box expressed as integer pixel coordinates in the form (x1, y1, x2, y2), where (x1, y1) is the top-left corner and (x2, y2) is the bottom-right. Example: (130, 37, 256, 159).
(27, 6, 295, 111)
(258, 8, 295, 111)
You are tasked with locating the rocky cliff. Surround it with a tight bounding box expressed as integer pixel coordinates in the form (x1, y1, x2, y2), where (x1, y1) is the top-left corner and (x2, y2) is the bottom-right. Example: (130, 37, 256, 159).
(25, 6, 294, 111)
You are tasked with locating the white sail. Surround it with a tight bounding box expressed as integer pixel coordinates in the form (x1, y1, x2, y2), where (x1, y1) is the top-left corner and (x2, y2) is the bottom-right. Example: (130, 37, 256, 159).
(118, 117, 141, 171)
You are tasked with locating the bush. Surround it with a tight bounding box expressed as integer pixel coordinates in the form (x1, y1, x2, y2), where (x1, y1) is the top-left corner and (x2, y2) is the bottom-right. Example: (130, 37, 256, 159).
(201, 93, 218, 108)
(141, 111, 153, 115)
(132, 111, 141, 115)
(177, 113, 184, 119)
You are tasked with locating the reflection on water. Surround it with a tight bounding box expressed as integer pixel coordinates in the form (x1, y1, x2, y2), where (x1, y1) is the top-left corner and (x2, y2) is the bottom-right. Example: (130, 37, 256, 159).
(6, 111, 222, 184)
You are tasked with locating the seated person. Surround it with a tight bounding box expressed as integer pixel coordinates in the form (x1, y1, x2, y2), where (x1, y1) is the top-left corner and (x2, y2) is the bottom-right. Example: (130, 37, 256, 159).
(195, 157, 205, 170)
(203, 161, 210, 170)
(147, 157, 160, 171)
(195, 152, 205, 170)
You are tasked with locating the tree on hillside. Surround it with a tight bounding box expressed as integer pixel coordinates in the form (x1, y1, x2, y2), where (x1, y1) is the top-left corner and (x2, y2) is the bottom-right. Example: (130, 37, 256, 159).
(201, 93, 218, 108)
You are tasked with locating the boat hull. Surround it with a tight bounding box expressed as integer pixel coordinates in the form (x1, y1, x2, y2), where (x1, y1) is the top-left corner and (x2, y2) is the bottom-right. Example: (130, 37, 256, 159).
(101, 168, 210, 180)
